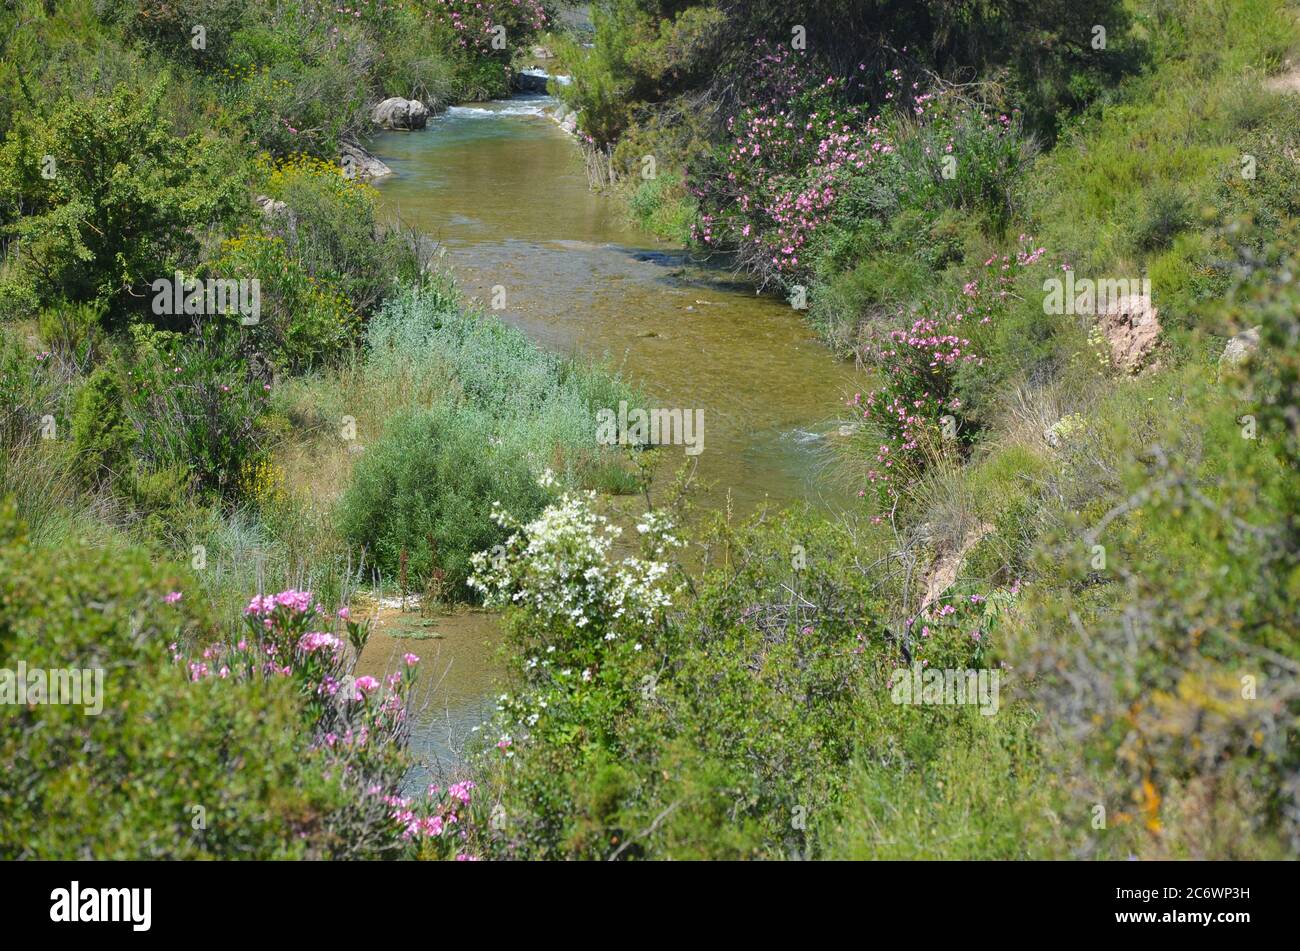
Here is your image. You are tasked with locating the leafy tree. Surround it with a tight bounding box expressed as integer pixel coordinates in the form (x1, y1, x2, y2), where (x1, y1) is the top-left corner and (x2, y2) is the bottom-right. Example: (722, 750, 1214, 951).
(0, 77, 246, 320)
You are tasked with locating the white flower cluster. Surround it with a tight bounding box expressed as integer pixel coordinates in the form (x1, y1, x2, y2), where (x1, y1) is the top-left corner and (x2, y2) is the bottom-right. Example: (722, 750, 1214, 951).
(468, 473, 678, 640)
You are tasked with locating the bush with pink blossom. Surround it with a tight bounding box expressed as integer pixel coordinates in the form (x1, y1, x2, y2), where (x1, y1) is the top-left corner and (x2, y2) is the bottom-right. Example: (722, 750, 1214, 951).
(423, 0, 548, 57)
(180, 588, 487, 856)
(903, 586, 1019, 673)
(690, 52, 1031, 291)
(849, 238, 1046, 506)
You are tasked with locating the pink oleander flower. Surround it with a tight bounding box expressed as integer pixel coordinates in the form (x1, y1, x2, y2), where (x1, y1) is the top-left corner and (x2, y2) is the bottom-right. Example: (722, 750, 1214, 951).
(245, 589, 316, 617)
(354, 675, 379, 695)
(298, 631, 342, 654)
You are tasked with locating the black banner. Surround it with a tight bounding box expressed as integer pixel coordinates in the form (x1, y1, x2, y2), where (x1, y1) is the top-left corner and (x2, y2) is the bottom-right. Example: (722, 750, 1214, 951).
(0, 860, 1285, 938)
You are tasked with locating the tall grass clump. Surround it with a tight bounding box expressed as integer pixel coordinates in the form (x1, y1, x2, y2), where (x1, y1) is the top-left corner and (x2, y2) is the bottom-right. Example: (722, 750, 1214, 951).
(337, 287, 640, 597)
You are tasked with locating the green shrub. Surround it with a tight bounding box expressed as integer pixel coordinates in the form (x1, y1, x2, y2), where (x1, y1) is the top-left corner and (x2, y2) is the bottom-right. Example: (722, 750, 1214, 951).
(0, 500, 354, 859)
(808, 250, 937, 356)
(627, 169, 695, 243)
(207, 232, 357, 373)
(367, 7, 458, 108)
(125, 0, 254, 68)
(363, 287, 636, 485)
(467, 504, 908, 859)
(1130, 183, 1193, 254)
(984, 217, 1300, 858)
(0, 77, 246, 318)
(0, 327, 63, 452)
(37, 299, 107, 373)
(260, 154, 419, 318)
(338, 403, 549, 596)
(1214, 90, 1300, 233)
(0, 328, 84, 545)
(122, 319, 270, 497)
(71, 366, 135, 487)
(1008, 370, 1299, 858)
(219, 50, 369, 159)
(824, 703, 1053, 859)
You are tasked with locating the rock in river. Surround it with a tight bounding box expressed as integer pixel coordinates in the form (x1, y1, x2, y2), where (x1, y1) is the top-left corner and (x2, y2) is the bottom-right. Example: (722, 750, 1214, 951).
(372, 97, 429, 130)
(340, 141, 393, 182)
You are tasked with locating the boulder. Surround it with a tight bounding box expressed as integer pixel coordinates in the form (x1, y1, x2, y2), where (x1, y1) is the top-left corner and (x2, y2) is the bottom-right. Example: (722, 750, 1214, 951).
(1219, 326, 1262, 367)
(514, 68, 550, 93)
(1097, 293, 1161, 373)
(920, 522, 994, 611)
(550, 104, 579, 136)
(254, 194, 288, 217)
(339, 141, 392, 182)
(371, 97, 429, 130)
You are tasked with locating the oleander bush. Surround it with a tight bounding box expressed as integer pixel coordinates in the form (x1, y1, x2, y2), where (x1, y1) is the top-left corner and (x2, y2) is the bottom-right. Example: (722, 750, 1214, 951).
(0, 504, 388, 859)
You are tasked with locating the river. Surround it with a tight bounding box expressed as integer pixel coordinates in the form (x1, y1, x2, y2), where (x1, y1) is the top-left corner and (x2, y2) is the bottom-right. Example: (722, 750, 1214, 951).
(355, 92, 861, 783)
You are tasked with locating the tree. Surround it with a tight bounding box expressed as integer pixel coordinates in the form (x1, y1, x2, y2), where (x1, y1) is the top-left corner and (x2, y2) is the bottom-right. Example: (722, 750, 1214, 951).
(0, 77, 246, 321)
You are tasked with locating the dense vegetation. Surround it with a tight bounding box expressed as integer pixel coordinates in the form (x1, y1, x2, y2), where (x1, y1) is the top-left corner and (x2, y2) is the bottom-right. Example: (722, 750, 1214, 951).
(464, 0, 1300, 859)
(2, 0, 1298, 860)
(0, 0, 577, 859)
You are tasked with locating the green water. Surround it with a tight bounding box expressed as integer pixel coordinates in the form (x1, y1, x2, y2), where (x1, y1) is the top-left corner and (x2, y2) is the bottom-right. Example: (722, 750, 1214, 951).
(361, 93, 862, 780)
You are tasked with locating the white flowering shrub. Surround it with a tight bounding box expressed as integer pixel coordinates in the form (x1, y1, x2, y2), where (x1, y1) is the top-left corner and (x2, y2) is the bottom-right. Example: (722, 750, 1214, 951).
(468, 472, 679, 656)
